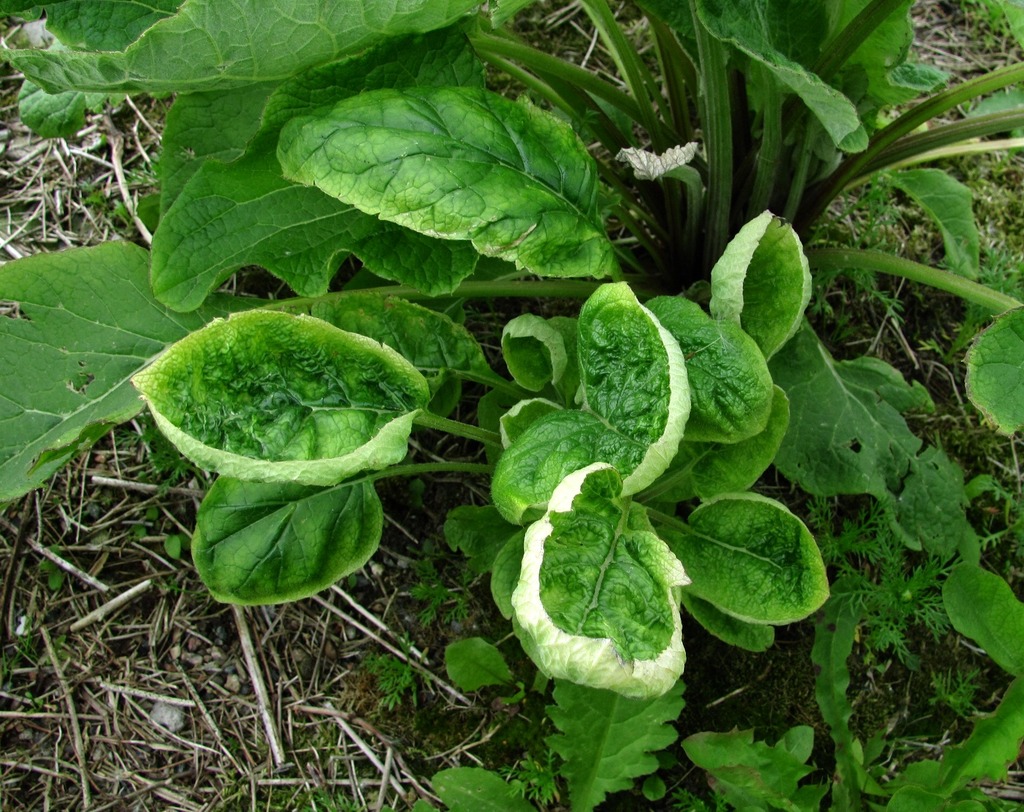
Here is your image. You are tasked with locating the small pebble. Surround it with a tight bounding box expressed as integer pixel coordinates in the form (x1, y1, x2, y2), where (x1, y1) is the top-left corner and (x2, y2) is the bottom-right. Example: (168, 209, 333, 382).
(150, 701, 186, 733)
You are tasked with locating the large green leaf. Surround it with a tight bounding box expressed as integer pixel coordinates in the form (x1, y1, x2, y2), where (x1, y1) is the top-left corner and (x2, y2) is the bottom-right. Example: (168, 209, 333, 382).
(681, 592, 775, 652)
(278, 86, 617, 280)
(546, 678, 684, 812)
(44, 0, 182, 51)
(665, 493, 828, 624)
(513, 465, 689, 698)
(646, 296, 773, 443)
(492, 284, 688, 522)
(694, 0, 866, 150)
(192, 478, 382, 604)
(944, 565, 1024, 677)
(17, 80, 90, 139)
(890, 169, 979, 279)
(965, 307, 1024, 435)
(709, 212, 811, 359)
(0, 243, 238, 504)
(7, 0, 482, 93)
(132, 310, 430, 485)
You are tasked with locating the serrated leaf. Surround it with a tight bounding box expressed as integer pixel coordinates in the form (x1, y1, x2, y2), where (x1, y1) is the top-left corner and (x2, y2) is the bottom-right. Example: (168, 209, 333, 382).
(444, 638, 514, 691)
(664, 493, 828, 624)
(132, 310, 429, 485)
(547, 678, 684, 812)
(680, 591, 775, 652)
(647, 296, 773, 443)
(278, 86, 617, 280)
(944, 565, 1024, 676)
(8, 0, 483, 93)
(709, 212, 812, 358)
(890, 169, 979, 279)
(965, 307, 1024, 435)
(432, 767, 536, 812)
(17, 79, 86, 138)
(0, 243, 238, 503)
(513, 466, 688, 698)
(694, 0, 866, 150)
(192, 478, 381, 604)
(938, 677, 1024, 792)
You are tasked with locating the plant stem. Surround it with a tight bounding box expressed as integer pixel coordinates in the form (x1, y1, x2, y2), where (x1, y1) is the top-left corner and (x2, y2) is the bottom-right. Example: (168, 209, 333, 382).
(413, 412, 502, 446)
(807, 248, 1023, 313)
(365, 461, 493, 483)
(689, 0, 733, 276)
(879, 137, 1024, 173)
(746, 65, 783, 219)
(797, 62, 1024, 232)
(456, 369, 526, 400)
(644, 506, 691, 535)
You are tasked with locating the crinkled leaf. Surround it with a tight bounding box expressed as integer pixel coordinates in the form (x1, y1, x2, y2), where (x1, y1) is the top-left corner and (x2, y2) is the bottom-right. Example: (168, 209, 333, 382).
(444, 638, 514, 691)
(938, 677, 1024, 793)
(502, 314, 568, 393)
(770, 326, 931, 497)
(494, 284, 688, 522)
(0, 243, 239, 503)
(647, 296, 773, 443)
(132, 310, 429, 485)
(547, 678, 684, 812)
(966, 307, 1024, 434)
(17, 79, 87, 138)
(192, 477, 381, 604)
(432, 767, 535, 812)
(652, 385, 789, 503)
(665, 493, 828, 624)
(278, 86, 617, 280)
(43, 0, 182, 50)
(890, 169, 979, 279)
(694, 0, 866, 150)
(513, 465, 688, 699)
(944, 565, 1024, 677)
(159, 84, 275, 215)
(710, 212, 812, 358)
(681, 591, 775, 652)
(8, 0, 483, 93)
(443, 505, 522, 575)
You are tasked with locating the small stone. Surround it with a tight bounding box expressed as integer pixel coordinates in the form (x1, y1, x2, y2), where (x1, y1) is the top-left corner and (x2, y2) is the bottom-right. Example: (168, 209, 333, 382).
(224, 673, 242, 694)
(150, 701, 186, 733)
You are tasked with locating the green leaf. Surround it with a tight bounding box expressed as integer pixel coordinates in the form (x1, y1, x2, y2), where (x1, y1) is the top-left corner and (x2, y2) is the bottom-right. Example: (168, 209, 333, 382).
(664, 493, 829, 624)
(432, 767, 536, 812)
(44, 0, 182, 51)
(709, 212, 812, 358)
(513, 465, 689, 698)
(682, 727, 825, 812)
(444, 638, 515, 691)
(0, 243, 238, 503)
(493, 284, 688, 522)
(938, 677, 1024, 793)
(17, 79, 86, 138)
(770, 326, 931, 497)
(652, 385, 789, 503)
(680, 591, 775, 652)
(502, 314, 568, 393)
(889, 169, 979, 279)
(499, 398, 563, 448)
(192, 478, 381, 604)
(444, 505, 522, 575)
(8, 0, 483, 93)
(965, 307, 1024, 435)
(491, 532, 525, 620)
(132, 310, 430, 485)
(647, 296, 773, 443)
(944, 565, 1024, 677)
(694, 0, 866, 150)
(278, 86, 617, 280)
(547, 678, 684, 812)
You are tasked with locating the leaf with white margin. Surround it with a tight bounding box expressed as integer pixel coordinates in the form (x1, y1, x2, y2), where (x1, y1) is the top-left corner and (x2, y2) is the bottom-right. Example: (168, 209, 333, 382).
(278, 86, 617, 280)
(966, 307, 1024, 435)
(499, 398, 563, 448)
(512, 463, 689, 699)
(709, 211, 811, 358)
(192, 477, 382, 604)
(492, 283, 689, 523)
(647, 295, 773, 443)
(663, 493, 828, 624)
(132, 310, 429, 485)
(501, 314, 568, 393)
